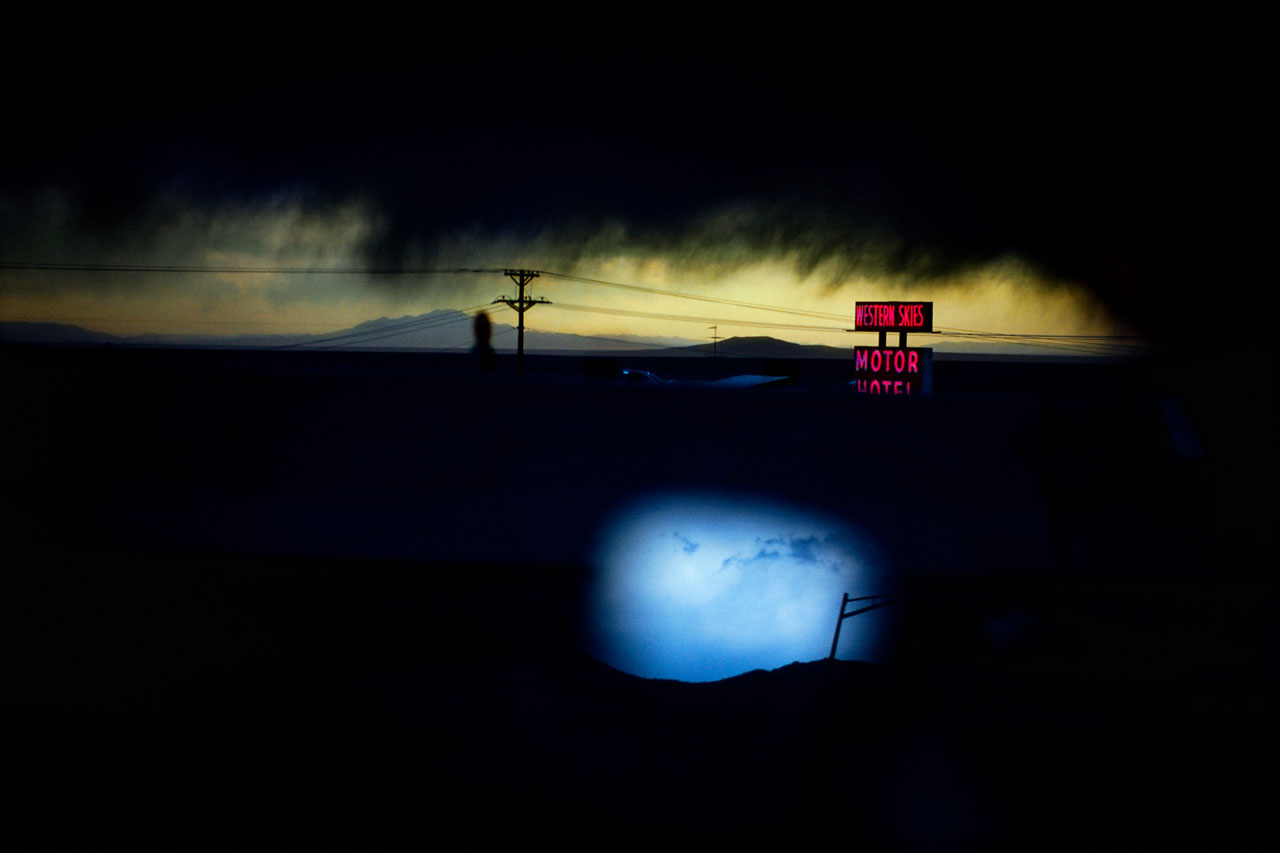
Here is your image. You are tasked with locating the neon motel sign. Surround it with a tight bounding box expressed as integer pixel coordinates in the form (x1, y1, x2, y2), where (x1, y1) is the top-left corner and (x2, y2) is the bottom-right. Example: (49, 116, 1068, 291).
(851, 301, 934, 395)
(851, 346, 931, 395)
(853, 301, 934, 333)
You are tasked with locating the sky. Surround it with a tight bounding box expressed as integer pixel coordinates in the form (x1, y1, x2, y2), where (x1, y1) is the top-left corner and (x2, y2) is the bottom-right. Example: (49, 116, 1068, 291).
(2, 16, 1272, 355)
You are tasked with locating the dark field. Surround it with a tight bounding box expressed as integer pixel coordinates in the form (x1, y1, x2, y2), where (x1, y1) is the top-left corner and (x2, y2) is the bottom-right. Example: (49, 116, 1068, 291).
(2, 346, 1273, 845)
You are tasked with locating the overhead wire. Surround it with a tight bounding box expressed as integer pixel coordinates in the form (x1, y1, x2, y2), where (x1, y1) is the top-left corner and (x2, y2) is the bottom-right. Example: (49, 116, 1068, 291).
(279, 317, 459, 350)
(932, 332, 1146, 357)
(548, 302, 849, 334)
(933, 326, 1148, 357)
(549, 302, 1136, 357)
(943, 337, 1138, 357)
(539, 270, 854, 322)
(3, 261, 1148, 356)
(0, 315, 343, 329)
(485, 302, 676, 350)
(541, 271, 1147, 356)
(280, 304, 492, 350)
(0, 262, 507, 275)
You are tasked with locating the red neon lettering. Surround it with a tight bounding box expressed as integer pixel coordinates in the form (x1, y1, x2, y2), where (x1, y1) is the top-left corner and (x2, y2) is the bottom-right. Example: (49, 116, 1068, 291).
(870, 349, 881, 371)
(908, 351, 919, 373)
(854, 372, 921, 396)
(858, 303, 929, 330)
(894, 349, 905, 372)
(855, 349, 868, 370)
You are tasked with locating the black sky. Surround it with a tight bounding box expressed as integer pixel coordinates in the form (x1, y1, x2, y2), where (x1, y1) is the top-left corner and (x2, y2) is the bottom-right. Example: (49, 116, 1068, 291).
(3, 15, 1273, 348)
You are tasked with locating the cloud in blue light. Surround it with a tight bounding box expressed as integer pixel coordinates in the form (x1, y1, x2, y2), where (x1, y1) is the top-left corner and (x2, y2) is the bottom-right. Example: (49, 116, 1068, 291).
(673, 532, 700, 554)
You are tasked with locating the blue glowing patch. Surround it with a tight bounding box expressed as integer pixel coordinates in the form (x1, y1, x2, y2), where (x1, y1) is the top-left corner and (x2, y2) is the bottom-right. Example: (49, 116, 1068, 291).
(588, 493, 889, 682)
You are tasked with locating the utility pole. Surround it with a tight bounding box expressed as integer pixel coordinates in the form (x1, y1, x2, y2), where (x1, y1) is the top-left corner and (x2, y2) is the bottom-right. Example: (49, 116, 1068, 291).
(493, 269, 550, 373)
(709, 325, 721, 358)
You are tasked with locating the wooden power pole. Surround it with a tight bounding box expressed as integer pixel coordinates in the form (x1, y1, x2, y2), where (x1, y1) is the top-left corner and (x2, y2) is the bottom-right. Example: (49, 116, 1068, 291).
(493, 269, 550, 373)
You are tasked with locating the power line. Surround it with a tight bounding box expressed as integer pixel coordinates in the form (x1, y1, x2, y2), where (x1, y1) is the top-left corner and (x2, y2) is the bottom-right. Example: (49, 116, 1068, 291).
(548, 302, 850, 334)
(0, 315, 341, 328)
(541, 272, 1147, 351)
(936, 326, 1145, 340)
(2, 260, 1146, 341)
(281, 305, 491, 350)
(4, 261, 853, 325)
(933, 333, 1146, 357)
(932, 326, 1148, 356)
(0, 262, 507, 275)
(548, 301, 1142, 357)
(487, 302, 691, 350)
(544, 302, 1147, 356)
(3, 260, 1148, 355)
(540, 270, 854, 322)
(3, 260, 1148, 340)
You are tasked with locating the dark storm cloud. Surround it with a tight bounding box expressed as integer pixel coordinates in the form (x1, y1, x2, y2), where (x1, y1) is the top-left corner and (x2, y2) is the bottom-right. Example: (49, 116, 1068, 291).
(0, 189, 387, 305)
(2, 20, 1000, 252)
(404, 201, 984, 293)
(4, 16, 1271, 346)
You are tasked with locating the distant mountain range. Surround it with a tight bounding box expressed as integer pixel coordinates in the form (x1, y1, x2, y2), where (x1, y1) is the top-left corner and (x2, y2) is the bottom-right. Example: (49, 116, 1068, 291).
(0, 312, 1112, 359)
(0, 310, 703, 353)
(0, 311, 859, 358)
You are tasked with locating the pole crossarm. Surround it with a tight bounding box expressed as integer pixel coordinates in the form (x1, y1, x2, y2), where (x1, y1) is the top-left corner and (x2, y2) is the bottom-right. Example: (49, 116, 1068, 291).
(828, 592, 895, 660)
(493, 296, 551, 311)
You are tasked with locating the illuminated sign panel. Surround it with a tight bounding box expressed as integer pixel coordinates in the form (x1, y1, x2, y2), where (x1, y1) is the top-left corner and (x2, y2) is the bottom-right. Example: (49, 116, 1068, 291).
(851, 346, 932, 396)
(854, 301, 933, 333)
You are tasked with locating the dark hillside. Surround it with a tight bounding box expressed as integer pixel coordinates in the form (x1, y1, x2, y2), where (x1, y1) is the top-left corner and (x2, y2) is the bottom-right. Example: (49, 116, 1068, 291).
(1, 346, 1272, 845)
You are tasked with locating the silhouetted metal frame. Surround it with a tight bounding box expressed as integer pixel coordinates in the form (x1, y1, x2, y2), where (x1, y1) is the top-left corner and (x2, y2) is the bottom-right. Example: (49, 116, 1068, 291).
(829, 592, 894, 660)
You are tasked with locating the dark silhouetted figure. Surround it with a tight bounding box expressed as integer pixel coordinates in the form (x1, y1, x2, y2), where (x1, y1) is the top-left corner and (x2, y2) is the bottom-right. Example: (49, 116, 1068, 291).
(472, 310, 497, 371)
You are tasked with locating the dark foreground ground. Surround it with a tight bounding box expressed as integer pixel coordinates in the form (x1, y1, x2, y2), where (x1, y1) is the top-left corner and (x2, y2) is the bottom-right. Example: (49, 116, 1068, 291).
(2, 346, 1274, 846)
